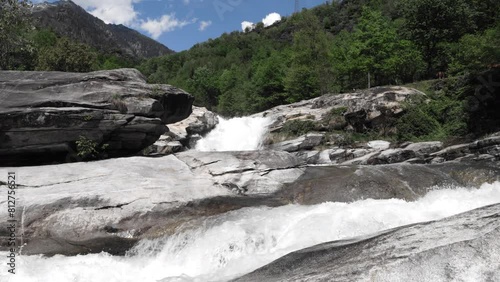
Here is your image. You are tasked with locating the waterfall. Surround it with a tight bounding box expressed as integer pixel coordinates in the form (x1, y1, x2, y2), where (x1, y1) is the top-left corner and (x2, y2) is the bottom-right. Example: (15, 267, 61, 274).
(195, 116, 273, 152)
(4, 182, 500, 282)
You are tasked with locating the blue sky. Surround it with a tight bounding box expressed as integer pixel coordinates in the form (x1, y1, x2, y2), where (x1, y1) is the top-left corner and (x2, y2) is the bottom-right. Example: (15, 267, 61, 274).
(36, 0, 329, 51)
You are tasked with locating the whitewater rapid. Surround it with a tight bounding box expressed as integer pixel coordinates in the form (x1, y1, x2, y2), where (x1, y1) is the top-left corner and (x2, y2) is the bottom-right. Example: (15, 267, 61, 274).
(195, 116, 272, 151)
(2, 182, 500, 282)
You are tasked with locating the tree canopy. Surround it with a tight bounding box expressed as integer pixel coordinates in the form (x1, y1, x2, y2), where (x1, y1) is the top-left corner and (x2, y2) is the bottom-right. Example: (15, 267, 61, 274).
(2, 0, 499, 119)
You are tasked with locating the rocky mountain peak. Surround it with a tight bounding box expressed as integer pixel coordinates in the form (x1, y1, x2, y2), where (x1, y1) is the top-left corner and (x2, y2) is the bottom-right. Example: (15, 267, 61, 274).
(31, 0, 174, 60)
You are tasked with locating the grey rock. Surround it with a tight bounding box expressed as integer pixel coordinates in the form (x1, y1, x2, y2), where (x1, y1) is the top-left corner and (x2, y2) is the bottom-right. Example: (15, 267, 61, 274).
(185, 109, 219, 136)
(149, 140, 184, 155)
(275, 161, 500, 205)
(341, 151, 380, 165)
(368, 148, 416, 165)
(235, 204, 500, 282)
(431, 157, 446, 164)
(332, 149, 377, 165)
(272, 133, 324, 152)
(2, 154, 498, 257)
(405, 141, 443, 156)
(470, 135, 500, 150)
(328, 148, 348, 163)
(0, 69, 194, 165)
(430, 143, 471, 161)
(317, 149, 334, 164)
(475, 154, 496, 161)
(260, 86, 425, 134)
(366, 140, 391, 150)
(0, 151, 305, 256)
(293, 150, 321, 164)
(481, 145, 500, 156)
(167, 106, 218, 146)
(404, 157, 428, 164)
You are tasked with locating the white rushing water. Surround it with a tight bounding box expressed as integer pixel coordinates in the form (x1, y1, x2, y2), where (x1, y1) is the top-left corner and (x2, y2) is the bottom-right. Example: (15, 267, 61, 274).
(2, 182, 500, 282)
(195, 116, 273, 152)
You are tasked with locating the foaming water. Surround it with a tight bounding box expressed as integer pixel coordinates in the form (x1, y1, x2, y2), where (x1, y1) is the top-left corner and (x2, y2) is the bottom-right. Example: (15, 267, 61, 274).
(195, 116, 272, 152)
(2, 182, 500, 282)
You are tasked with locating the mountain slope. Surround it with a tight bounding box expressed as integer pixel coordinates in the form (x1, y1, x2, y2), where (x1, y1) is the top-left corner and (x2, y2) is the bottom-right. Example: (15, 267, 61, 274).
(31, 0, 173, 60)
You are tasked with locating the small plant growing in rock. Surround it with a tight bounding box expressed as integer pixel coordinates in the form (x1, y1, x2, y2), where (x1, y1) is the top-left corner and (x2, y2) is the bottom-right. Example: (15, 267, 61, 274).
(329, 107, 348, 116)
(75, 136, 109, 160)
(83, 114, 93, 121)
(111, 93, 123, 100)
(151, 85, 163, 96)
(281, 119, 317, 136)
(110, 94, 127, 113)
(321, 107, 349, 131)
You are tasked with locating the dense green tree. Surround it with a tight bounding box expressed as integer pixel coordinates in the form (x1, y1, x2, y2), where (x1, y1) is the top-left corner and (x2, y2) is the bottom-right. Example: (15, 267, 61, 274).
(285, 11, 332, 103)
(332, 7, 424, 90)
(139, 0, 499, 117)
(0, 0, 33, 70)
(468, 0, 500, 31)
(36, 37, 97, 72)
(449, 24, 500, 74)
(252, 51, 288, 111)
(188, 66, 220, 110)
(398, 0, 476, 76)
(32, 29, 57, 49)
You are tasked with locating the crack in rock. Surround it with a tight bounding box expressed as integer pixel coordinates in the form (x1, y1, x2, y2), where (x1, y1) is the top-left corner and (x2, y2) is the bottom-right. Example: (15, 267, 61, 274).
(209, 167, 256, 177)
(193, 160, 222, 169)
(95, 201, 134, 210)
(17, 175, 108, 188)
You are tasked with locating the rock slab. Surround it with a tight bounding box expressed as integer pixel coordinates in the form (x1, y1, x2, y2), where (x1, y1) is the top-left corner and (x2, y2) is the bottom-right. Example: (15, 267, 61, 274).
(0, 69, 194, 166)
(0, 153, 498, 256)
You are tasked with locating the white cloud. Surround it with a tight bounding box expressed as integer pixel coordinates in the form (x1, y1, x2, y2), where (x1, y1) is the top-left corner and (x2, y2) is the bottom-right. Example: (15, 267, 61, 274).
(70, 0, 141, 25)
(241, 21, 255, 32)
(35, 0, 207, 40)
(199, 20, 212, 31)
(242, 12, 281, 32)
(140, 14, 194, 39)
(262, 12, 281, 27)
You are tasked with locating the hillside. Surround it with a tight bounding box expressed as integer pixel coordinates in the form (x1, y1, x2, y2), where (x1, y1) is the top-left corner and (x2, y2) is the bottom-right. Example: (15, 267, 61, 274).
(31, 0, 173, 60)
(139, 0, 500, 119)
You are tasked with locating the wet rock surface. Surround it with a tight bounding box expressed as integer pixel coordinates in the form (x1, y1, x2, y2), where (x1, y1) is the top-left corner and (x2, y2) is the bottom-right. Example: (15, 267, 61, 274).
(146, 106, 219, 155)
(271, 133, 324, 152)
(234, 203, 500, 282)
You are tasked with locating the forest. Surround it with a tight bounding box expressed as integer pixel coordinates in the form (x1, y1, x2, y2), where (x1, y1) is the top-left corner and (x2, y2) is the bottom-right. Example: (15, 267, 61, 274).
(137, 0, 500, 117)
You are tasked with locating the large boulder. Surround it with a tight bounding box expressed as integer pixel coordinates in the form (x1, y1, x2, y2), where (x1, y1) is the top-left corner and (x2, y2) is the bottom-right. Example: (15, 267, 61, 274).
(235, 203, 500, 282)
(0, 69, 194, 166)
(259, 86, 425, 134)
(367, 148, 416, 165)
(146, 107, 219, 155)
(404, 141, 443, 156)
(167, 106, 219, 142)
(0, 151, 305, 256)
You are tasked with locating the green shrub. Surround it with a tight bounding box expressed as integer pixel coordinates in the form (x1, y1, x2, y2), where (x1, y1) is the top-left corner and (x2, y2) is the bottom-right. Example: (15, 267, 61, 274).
(320, 107, 349, 131)
(396, 108, 441, 141)
(281, 119, 317, 136)
(331, 107, 348, 116)
(75, 136, 109, 160)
